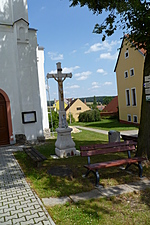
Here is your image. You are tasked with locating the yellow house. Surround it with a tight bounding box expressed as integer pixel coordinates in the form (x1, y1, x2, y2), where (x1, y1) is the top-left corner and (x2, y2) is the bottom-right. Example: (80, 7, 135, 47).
(114, 36, 146, 124)
(65, 98, 90, 121)
(53, 100, 67, 111)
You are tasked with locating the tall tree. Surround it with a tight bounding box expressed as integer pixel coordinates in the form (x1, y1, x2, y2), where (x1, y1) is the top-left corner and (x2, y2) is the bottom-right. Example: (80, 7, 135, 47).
(70, 0, 150, 158)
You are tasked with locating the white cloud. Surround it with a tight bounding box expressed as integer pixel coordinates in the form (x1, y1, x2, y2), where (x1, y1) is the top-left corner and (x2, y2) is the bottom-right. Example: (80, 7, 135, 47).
(70, 50, 77, 54)
(97, 68, 108, 76)
(48, 66, 79, 74)
(85, 40, 121, 54)
(74, 71, 92, 80)
(63, 66, 80, 73)
(48, 52, 64, 60)
(100, 52, 118, 60)
(66, 85, 80, 89)
(88, 82, 100, 90)
(91, 82, 99, 89)
(103, 82, 112, 86)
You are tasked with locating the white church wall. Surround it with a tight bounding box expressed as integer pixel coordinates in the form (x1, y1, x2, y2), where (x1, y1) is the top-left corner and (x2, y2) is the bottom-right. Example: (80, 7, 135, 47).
(0, 25, 24, 140)
(13, 0, 28, 23)
(0, 0, 48, 144)
(16, 27, 45, 140)
(37, 46, 49, 131)
(0, 0, 13, 24)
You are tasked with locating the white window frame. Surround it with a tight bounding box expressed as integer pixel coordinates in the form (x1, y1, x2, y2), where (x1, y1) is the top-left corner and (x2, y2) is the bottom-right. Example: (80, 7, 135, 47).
(130, 68, 135, 77)
(133, 115, 138, 123)
(124, 70, 128, 78)
(125, 49, 129, 59)
(131, 87, 137, 106)
(127, 114, 131, 122)
(125, 89, 130, 106)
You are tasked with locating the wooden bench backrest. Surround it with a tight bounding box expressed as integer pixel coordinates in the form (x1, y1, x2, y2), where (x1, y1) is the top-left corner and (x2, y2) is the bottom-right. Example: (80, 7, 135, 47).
(80, 142, 136, 157)
(80, 140, 136, 151)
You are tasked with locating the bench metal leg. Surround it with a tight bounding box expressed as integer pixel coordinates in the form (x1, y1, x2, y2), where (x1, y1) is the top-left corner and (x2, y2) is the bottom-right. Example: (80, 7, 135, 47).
(125, 163, 132, 170)
(83, 169, 100, 187)
(125, 162, 143, 178)
(95, 170, 100, 187)
(138, 162, 143, 178)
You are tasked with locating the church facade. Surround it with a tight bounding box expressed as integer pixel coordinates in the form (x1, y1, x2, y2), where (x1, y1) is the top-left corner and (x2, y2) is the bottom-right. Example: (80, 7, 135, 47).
(0, 0, 49, 145)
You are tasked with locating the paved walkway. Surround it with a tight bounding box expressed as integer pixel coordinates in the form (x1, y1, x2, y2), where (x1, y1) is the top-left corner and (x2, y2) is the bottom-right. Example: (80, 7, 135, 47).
(75, 126, 138, 136)
(0, 147, 55, 225)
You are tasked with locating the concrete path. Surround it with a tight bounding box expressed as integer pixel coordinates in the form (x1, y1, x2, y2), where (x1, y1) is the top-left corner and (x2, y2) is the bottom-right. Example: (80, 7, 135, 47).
(0, 147, 55, 225)
(42, 178, 150, 207)
(75, 125, 138, 136)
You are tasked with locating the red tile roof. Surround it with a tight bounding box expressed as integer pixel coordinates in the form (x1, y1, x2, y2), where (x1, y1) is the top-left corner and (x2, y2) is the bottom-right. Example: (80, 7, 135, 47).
(102, 96, 118, 113)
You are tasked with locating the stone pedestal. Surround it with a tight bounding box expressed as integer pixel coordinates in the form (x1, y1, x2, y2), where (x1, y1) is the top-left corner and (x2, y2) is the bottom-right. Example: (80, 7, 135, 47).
(55, 127, 76, 158)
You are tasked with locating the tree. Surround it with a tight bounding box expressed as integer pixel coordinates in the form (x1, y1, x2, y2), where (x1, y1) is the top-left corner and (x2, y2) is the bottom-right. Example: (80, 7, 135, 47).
(103, 96, 113, 105)
(92, 95, 97, 109)
(70, 0, 150, 158)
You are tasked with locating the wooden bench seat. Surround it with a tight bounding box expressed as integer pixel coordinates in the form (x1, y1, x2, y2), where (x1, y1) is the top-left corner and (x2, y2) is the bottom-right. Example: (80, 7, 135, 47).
(23, 147, 47, 167)
(80, 141, 146, 186)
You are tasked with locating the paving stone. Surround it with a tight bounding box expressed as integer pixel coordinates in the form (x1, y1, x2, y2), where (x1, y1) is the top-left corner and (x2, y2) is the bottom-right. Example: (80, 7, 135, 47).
(26, 213, 39, 221)
(11, 208, 23, 215)
(42, 196, 71, 206)
(127, 178, 150, 191)
(23, 205, 34, 212)
(0, 147, 55, 225)
(20, 218, 34, 225)
(5, 214, 18, 221)
(70, 189, 103, 203)
(12, 216, 26, 224)
(34, 216, 48, 223)
(98, 184, 134, 197)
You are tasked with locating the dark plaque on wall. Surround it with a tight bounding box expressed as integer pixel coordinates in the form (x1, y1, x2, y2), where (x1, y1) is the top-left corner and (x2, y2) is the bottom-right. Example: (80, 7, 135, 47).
(22, 111, 37, 124)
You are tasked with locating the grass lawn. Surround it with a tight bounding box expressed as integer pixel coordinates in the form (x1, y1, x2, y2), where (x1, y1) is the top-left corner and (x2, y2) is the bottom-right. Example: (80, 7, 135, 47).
(48, 189, 150, 224)
(14, 119, 150, 225)
(72, 118, 139, 131)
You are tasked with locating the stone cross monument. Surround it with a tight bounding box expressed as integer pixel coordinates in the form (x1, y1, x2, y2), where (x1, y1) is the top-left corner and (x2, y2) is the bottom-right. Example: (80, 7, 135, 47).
(47, 62, 76, 158)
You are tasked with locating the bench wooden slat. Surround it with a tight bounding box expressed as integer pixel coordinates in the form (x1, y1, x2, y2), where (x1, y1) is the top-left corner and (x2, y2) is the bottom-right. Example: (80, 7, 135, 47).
(80, 140, 137, 151)
(81, 145, 136, 157)
(84, 157, 146, 170)
(23, 147, 47, 167)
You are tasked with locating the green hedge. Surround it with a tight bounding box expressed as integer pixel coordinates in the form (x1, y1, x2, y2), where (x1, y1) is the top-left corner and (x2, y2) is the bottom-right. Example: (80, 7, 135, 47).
(79, 109, 101, 122)
(48, 111, 59, 131)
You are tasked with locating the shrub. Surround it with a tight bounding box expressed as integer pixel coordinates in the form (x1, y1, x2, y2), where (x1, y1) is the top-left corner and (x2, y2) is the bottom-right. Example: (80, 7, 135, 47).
(48, 110, 59, 131)
(79, 109, 101, 122)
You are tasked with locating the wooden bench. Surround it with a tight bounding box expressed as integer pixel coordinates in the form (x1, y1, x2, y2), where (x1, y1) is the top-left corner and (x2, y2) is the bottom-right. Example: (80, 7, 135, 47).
(23, 147, 47, 167)
(121, 134, 138, 142)
(80, 141, 146, 186)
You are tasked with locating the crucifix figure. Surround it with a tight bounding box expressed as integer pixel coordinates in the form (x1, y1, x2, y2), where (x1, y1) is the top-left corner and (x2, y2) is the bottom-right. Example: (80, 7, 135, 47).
(47, 62, 72, 128)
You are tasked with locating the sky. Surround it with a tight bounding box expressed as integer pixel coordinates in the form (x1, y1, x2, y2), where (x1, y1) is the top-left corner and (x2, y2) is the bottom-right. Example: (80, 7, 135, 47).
(27, 0, 123, 101)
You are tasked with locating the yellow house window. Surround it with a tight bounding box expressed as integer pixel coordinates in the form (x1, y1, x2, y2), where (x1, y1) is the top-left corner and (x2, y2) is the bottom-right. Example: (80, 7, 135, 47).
(130, 68, 134, 76)
(131, 88, 137, 106)
(77, 107, 81, 110)
(125, 89, 130, 106)
(133, 115, 138, 123)
(125, 49, 129, 59)
(124, 70, 128, 78)
(127, 114, 131, 122)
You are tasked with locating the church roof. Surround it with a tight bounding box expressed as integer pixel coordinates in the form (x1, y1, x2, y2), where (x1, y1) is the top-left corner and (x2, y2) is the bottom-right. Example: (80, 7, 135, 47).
(13, 18, 29, 26)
